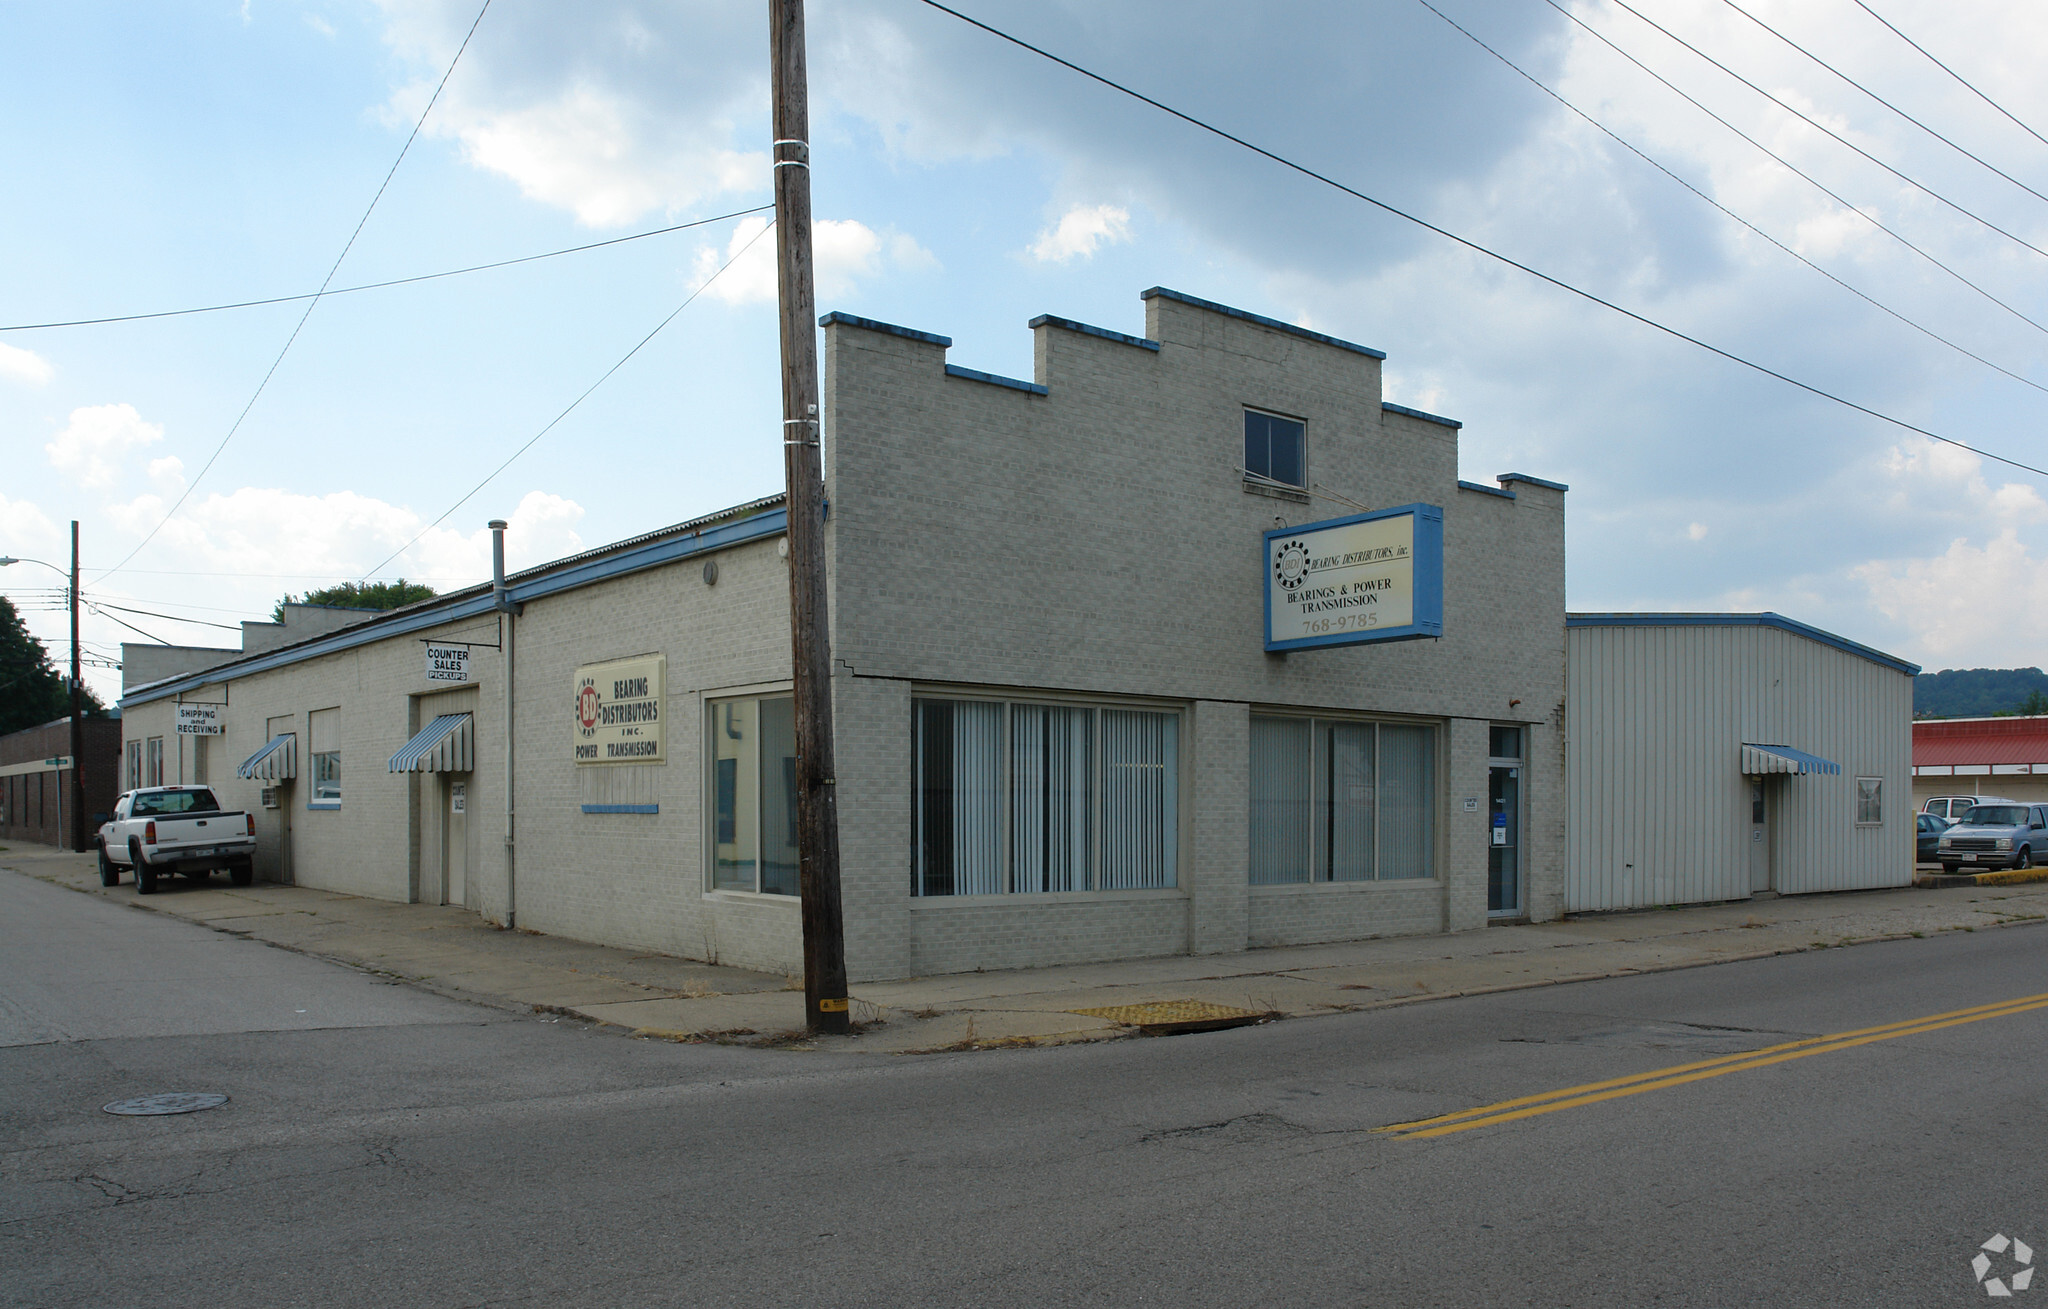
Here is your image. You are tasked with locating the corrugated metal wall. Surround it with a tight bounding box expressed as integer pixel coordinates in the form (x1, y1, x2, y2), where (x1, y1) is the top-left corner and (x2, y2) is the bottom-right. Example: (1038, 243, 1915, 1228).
(1566, 623, 1912, 911)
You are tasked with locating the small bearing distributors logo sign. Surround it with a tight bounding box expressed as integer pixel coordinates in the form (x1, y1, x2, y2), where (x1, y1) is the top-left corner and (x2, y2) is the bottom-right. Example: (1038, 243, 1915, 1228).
(1974, 1233, 2034, 1297)
(571, 653, 666, 766)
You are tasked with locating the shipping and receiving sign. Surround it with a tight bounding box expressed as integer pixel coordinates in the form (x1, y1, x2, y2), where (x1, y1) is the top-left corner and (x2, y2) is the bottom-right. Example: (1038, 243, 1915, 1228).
(425, 642, 472, 683)
(1264, 504, 1444, 651)
(175, 703, 224, 735)
(572, 654, 666, 765)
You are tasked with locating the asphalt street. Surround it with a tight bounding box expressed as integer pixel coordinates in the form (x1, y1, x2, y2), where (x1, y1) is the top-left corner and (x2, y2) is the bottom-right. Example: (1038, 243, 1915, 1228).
(4, 865, 2045, 1308)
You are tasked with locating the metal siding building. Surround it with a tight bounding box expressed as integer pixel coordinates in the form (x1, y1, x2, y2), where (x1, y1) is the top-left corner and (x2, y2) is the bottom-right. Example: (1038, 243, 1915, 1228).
(1566, 614, 1916, 912)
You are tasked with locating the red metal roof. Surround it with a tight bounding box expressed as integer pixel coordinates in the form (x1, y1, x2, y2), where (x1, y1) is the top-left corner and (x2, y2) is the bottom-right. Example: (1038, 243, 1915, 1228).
(1914, 716, 2048, 767)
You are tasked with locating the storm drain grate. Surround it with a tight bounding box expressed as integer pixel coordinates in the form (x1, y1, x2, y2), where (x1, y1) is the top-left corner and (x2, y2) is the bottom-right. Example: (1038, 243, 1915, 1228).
(102, 1093, 230, 1116)
(1068, 999, 1268, 1035)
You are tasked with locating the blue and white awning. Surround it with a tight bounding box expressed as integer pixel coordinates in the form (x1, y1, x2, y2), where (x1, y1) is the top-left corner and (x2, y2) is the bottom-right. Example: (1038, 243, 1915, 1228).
(1741, 743, 1841, 776)
(236, 734, 296, 780)
(388, 713, 473, 773)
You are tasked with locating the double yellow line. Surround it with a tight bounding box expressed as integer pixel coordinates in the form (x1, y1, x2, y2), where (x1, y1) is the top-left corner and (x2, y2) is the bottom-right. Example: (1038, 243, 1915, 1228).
(1378, 990, 2048, 1140)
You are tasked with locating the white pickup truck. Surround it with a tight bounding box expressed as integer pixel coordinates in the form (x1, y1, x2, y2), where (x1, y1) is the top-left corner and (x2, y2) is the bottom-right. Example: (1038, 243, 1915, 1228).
(98, 786, 258, 894)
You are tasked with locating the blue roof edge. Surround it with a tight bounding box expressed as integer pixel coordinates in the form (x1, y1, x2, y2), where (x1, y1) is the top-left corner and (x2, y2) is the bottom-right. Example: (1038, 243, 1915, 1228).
(1457, 479, 1515, 500)
(943, 363, 1048, 396)
(123, 506, 790, 709)
(1140, 287, 1388, 359)
(818, 311, 952, 348)
(1500, 472, 1569, 492)
(1384, 401, 1462, 429)
(1028, 314, 1161, 352)
(1567, 611, 1921, 676)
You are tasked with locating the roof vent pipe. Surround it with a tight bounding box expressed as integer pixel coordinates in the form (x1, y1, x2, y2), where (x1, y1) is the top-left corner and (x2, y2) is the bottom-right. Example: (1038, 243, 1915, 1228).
(489, 519, 510, 611)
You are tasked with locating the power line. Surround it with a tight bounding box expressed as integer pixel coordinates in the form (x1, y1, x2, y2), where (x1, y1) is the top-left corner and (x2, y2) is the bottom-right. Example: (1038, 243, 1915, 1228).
(1854, 0, 2048, 154)
(82, 603, 174, 646)
(1713, 0, 2048, 208)
(1415, 0, 2048, 398)
(1539, 0, 2048, 342)
(0, 206, 774, 334)
(1603, 0, 2048, 262)
(84, 600, 244, 632)
(913, 0, 2048, 481)
(357, 217, 780, 581)
(96, 0, 493, 587)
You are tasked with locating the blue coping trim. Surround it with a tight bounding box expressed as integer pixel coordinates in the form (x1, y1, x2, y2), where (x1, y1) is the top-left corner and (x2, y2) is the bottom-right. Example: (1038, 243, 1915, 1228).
(1141, 287, 1387, 359)
(943, 363, 1048, 396)
(1027, 315, 1161, 352)
(123, 507, 790, 708)
(581, 803, 659, 815)
(1567, 611, 1921, 676)
(1383, 402, 1462, 429)
(1500, 472, 1569, 492)
(817, 311, 951, 347)
(1457, 479, 1516, 500)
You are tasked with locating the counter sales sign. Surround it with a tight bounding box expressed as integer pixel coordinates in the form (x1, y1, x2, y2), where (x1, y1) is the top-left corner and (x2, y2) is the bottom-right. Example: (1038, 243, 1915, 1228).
(175, 703, 223, 735)
(425, 642, 471, 683)
(1264, 503, 1444, 651)
(572, 654, 666, 765)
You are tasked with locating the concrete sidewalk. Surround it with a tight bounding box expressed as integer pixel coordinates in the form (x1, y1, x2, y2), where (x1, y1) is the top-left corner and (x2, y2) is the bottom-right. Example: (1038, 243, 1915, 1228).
(7, 842, 2045, 1054)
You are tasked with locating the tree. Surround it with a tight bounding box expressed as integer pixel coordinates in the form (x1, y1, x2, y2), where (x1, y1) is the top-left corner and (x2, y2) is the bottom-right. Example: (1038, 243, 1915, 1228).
(0, 596, 107, 736)
(272, 580, 436, 622)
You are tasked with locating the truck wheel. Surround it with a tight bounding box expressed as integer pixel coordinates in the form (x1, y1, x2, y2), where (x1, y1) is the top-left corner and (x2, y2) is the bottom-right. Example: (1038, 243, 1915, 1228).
(132, 841, 157, 896)
(98, 844, 119, 887)
(2019, 848, 2034, 871)
(230, 860, 254, 887)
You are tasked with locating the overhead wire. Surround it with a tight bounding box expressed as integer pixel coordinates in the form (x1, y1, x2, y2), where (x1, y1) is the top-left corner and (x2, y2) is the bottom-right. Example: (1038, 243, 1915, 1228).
(1537, 0, 2048, 342)
(1712, 0, 2048, 208)
(911, 0, 2048, 481)
(96, 0, 494, 586)
(356, 216, 780, 581)
(1853, 0, 2048, 154)
(1602, 0, 2048, 262)
(0, 205, 773, 334)
(1414, 0, 2048, 398)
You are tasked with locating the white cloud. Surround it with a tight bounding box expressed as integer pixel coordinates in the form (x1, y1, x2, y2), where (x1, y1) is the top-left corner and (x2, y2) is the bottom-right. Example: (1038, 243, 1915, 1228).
(0, 343, 53, 386)
(45, 404, 164, 490)
(690, 215, 932, 306)
(304, 13, 336, 38)
(1856, 528, 2048, 664)
(1027, 204, 1130, 263)
(1687, 522, 1708, 541)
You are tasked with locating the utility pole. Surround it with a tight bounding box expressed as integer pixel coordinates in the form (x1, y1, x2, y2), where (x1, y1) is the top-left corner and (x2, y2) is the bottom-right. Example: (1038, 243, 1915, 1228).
(69, 520, 84, 855)
(771, 0, 850, 1035)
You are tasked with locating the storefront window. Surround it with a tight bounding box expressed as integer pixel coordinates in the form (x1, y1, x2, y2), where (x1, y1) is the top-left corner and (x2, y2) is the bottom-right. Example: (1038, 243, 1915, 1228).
(709, 695, 799, 895)
(914, 698, 1178, 896)
(1249, 716, 1436, 883)
(145, 737, 164, 788)
(126, 740, 142, 790)
(308, 707, 340, 807)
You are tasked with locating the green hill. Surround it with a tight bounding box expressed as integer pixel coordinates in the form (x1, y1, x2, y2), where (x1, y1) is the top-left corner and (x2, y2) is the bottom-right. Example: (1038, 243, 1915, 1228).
(1914, 668, 2048, 719)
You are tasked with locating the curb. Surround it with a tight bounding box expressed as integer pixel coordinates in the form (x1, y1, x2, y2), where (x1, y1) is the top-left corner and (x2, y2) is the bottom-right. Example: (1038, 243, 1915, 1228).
(1915, 869, 2048, 888)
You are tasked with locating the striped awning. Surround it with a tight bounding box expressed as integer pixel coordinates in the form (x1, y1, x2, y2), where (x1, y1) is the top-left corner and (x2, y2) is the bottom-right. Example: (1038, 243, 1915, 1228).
(237, 734, 296, 780)
(388, 713, 473, 773)
(1741, 743, 1841, 776)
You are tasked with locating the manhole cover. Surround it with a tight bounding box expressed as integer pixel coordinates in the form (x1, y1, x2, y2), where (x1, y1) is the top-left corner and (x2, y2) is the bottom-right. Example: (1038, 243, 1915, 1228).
(1068, 999, 1268, 1035)
(102, 1093, 230, 1116)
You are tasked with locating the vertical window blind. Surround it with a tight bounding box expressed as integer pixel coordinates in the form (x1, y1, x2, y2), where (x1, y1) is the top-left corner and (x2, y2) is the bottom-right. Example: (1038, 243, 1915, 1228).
(915, 698, 1179, 896)
(1249, 716, 1436, 883)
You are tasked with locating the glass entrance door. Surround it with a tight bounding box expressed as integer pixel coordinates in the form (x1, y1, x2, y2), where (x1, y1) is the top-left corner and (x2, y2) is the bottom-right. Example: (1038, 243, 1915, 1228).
(1488, 726, 1523, 918)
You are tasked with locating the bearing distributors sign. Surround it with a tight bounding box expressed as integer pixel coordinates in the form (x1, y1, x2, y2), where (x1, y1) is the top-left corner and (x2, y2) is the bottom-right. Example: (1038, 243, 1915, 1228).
(1264, 503, 1444, 651)
(175, 703, 224, 735)
(572, 654, 666, 765)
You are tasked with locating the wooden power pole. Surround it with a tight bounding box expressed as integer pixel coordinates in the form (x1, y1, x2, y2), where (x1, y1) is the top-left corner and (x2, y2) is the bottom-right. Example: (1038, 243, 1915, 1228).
(69, 520, 85, 855)
(771, 0, 851, 1035)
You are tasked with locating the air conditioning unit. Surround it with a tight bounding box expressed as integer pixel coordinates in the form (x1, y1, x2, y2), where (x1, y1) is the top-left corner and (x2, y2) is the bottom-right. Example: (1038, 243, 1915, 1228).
(260, 788, 278, 810)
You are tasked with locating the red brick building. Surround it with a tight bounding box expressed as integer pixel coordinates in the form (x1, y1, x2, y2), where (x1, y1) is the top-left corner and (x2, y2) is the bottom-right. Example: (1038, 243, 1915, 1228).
(1, 715, 122, 850)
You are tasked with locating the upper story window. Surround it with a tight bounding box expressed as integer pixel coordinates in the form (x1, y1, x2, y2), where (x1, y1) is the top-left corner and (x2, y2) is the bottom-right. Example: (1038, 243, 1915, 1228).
(1244, 409, 1306, 489)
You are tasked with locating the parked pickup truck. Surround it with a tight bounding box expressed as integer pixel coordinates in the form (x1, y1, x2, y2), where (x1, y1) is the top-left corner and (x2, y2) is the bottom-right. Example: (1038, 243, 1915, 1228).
(98, 786, 257, 894)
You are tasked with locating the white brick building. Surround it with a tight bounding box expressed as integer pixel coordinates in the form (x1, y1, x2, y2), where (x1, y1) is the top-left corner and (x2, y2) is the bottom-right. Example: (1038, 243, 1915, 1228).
(118, 287, 1570, 981)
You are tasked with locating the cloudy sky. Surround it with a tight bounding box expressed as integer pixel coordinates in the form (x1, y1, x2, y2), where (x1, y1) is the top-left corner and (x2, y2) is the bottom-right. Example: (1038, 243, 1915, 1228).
(5, 0, 2048, 705)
